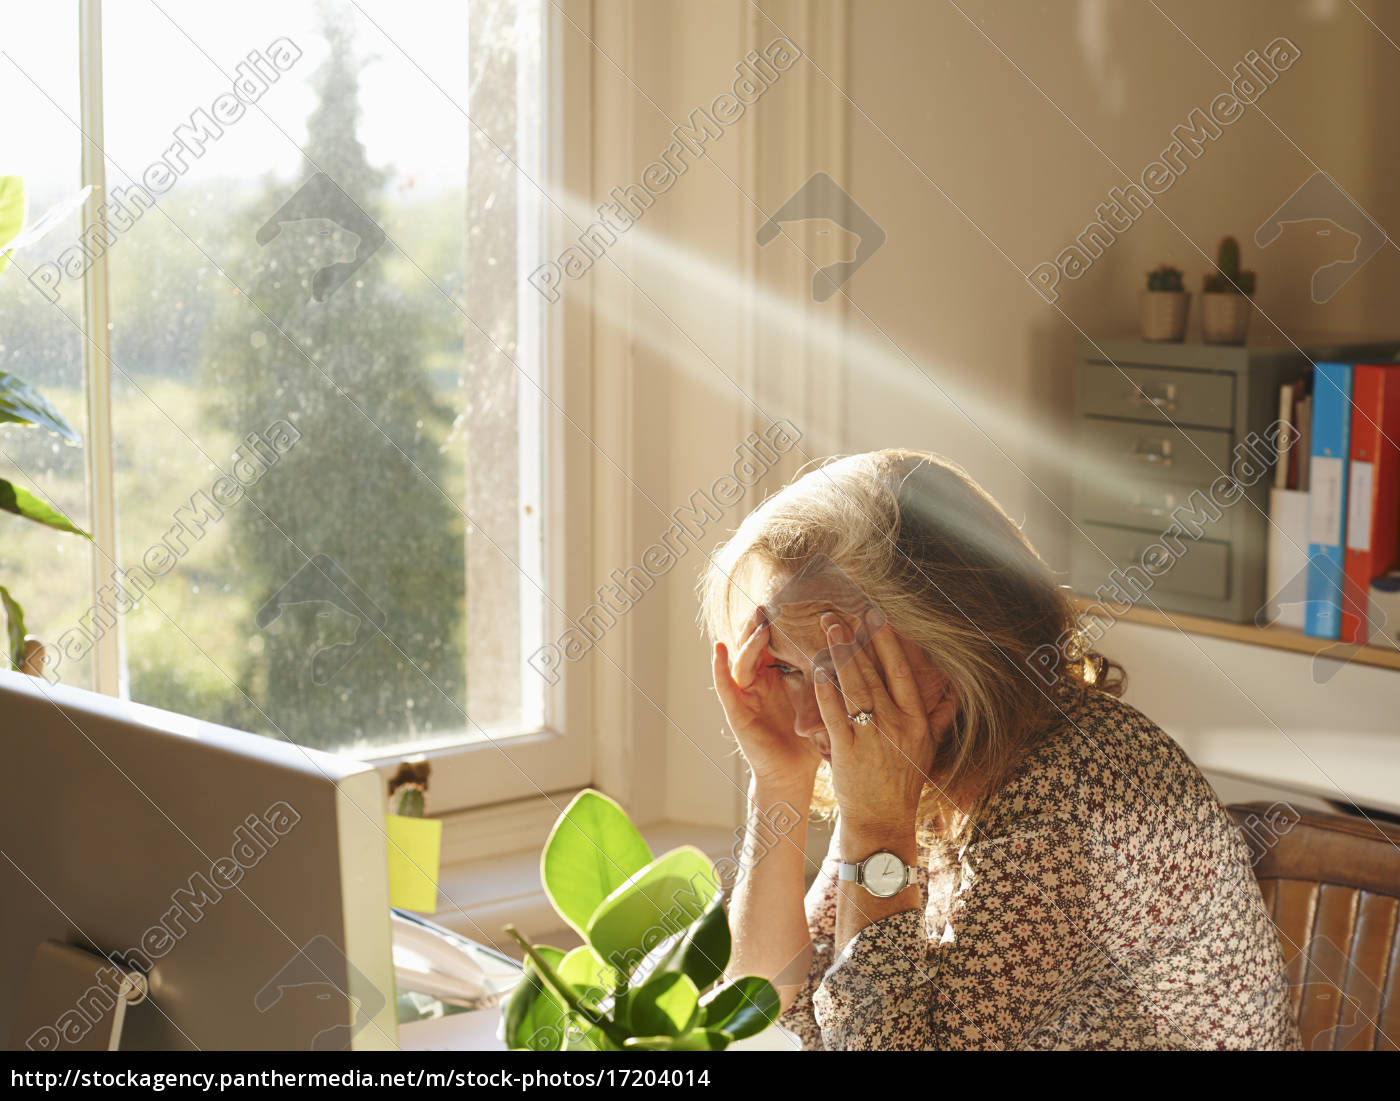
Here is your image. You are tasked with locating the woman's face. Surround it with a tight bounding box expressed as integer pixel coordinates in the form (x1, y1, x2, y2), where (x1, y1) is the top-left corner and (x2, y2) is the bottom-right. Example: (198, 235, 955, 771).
(757, 561, 951, 761)
(761, 599, 863, 760)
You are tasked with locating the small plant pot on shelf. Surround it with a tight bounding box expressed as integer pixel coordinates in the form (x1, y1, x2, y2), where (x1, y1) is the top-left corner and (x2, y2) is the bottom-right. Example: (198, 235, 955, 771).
(1140, 290, 1190, 342)
(1200, 293, 1252, 345)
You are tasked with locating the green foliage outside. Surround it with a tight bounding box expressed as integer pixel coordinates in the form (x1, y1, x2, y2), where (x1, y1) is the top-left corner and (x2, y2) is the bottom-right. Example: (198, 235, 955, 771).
(2, 15, 475, 751)
(201, 20, 466, 747)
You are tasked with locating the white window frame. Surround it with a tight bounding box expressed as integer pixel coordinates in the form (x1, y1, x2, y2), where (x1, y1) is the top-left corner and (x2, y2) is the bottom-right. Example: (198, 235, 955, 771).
(70, 0, 596, 816)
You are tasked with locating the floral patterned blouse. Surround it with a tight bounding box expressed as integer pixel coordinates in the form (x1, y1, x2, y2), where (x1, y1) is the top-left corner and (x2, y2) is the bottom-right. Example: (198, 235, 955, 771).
(777, 691, 1303, 1050)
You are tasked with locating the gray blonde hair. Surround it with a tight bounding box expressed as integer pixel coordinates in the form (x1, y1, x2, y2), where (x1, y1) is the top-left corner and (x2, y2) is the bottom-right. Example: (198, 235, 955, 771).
(698, 449, 1121, 837)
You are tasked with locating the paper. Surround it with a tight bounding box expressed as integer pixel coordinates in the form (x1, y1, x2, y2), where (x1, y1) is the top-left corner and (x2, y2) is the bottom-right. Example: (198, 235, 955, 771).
(1309, 456, 1344, 546)
(1266, 488, 1310, 630)
(1347, 460, 1374, 553)
(386, 813, 443, 913)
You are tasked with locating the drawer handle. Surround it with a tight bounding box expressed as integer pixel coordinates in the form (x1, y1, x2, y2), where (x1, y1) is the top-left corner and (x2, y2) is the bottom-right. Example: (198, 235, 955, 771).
(1128, 491, 1178, 519)
(1128, 439, 1173, 467)
(1129, 502, 1167, 518)
(1129, 385, 1177, 413)
(1139, 545, 1174, 572)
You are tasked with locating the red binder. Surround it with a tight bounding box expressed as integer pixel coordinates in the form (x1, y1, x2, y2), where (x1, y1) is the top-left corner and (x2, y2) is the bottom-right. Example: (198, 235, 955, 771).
(1340, 363, 1400, 644)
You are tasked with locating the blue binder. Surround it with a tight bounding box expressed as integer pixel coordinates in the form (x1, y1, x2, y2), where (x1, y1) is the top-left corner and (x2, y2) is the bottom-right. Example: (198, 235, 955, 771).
(1305, 362, 1353, 639)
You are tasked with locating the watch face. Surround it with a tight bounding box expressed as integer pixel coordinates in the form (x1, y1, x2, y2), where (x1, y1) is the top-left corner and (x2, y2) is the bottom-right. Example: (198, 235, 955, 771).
(862, 851, 906, 897)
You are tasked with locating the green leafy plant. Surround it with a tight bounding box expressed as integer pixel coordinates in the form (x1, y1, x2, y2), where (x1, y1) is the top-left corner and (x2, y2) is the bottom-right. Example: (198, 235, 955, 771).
(1202, 235, 1256, 295)
(500, 790, 781, 1051)
(1, 175, 93, 670)
(1145, 263, 1184, 293)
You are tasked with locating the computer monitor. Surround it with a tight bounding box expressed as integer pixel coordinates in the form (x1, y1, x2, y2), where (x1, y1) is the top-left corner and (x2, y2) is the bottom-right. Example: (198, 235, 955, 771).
(0, 668, 397, 1051)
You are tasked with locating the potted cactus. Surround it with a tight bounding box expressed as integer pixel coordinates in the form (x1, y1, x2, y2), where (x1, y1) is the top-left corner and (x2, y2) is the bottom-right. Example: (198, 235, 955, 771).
(1200, 235, 1255, 345)
(1140, 263, 1189, 342)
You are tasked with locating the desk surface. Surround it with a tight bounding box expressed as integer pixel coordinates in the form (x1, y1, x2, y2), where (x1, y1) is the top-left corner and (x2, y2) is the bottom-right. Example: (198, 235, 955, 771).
(400, 1009, 507, 1051)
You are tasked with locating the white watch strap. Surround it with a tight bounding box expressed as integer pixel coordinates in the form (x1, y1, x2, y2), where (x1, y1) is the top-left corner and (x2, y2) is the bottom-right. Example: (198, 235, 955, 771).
(837, 861, 859, 882)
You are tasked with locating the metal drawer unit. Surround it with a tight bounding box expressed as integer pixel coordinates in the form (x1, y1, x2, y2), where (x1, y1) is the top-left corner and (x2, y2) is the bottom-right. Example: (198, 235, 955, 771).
(1070, 339, 1400, 622)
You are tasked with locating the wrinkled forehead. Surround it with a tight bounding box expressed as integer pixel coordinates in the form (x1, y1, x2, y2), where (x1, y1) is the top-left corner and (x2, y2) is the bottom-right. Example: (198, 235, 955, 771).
(753, 556, 874, 664)
(764, 603, 863, 668)
(758, 554, 873, 618)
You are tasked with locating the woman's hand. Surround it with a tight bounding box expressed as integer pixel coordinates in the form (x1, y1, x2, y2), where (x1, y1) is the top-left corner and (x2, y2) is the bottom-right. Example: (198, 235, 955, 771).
(713, 607, 822, 793)
(814, 609, 958, 838)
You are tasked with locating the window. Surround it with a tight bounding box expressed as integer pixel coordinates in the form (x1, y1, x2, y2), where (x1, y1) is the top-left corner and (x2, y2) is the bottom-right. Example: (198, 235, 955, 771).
(2, 0, 587, 810)
(2, 3, 93, 692)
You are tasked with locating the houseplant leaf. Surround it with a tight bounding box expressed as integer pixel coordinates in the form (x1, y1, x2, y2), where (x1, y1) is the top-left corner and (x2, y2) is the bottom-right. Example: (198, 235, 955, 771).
(666, 1028, 731, 1050)
(624, 1029, 730, 1051)
(556, 944, 615, 1008)
(699, 975, 781, 1040)
(500, 945, 567, 1051)
(3, 186, 90, 256)
(0, 179, 92, 277)
(0, 176, 22, 276)
(586, 846, 717, 977)
(650, 894, 730, 992)
(564, 1022, 621, 1051)
(0, 478, 89, 536)
(1, 585, 25, 670)
(0, 370, 82, 444)
(541, 789, 651, 937)
(624, 971, 700, 1037)
(503, 926, 632, 1052)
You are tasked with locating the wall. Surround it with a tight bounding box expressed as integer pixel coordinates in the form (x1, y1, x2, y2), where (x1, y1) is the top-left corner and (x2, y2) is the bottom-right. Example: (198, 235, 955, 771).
(563, 1, 1400, 827)
(828, 0, 1400, 813)
(1108, 622, 1400, 814)
(834, 0, 1400, 566)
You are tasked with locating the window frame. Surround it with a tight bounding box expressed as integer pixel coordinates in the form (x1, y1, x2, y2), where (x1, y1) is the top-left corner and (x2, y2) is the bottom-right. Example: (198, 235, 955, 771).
(67, 0, 595, 814)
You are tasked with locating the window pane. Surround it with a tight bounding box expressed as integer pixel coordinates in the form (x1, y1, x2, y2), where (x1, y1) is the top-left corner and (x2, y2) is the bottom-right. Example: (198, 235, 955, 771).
(92, 0, 544, 753)
(0, 4, 94, 691)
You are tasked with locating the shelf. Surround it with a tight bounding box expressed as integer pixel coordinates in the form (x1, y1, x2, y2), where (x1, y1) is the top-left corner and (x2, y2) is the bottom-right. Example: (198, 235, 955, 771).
(1071, 597, 1400, 673)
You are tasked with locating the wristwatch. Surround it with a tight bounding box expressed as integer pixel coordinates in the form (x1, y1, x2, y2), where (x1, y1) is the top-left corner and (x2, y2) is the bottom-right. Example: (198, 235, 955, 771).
(837, 850, 915, 898)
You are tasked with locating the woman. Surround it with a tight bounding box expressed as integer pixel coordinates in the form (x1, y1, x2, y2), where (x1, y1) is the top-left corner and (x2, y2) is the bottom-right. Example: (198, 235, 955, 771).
(702, 448, 1300, 1050)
